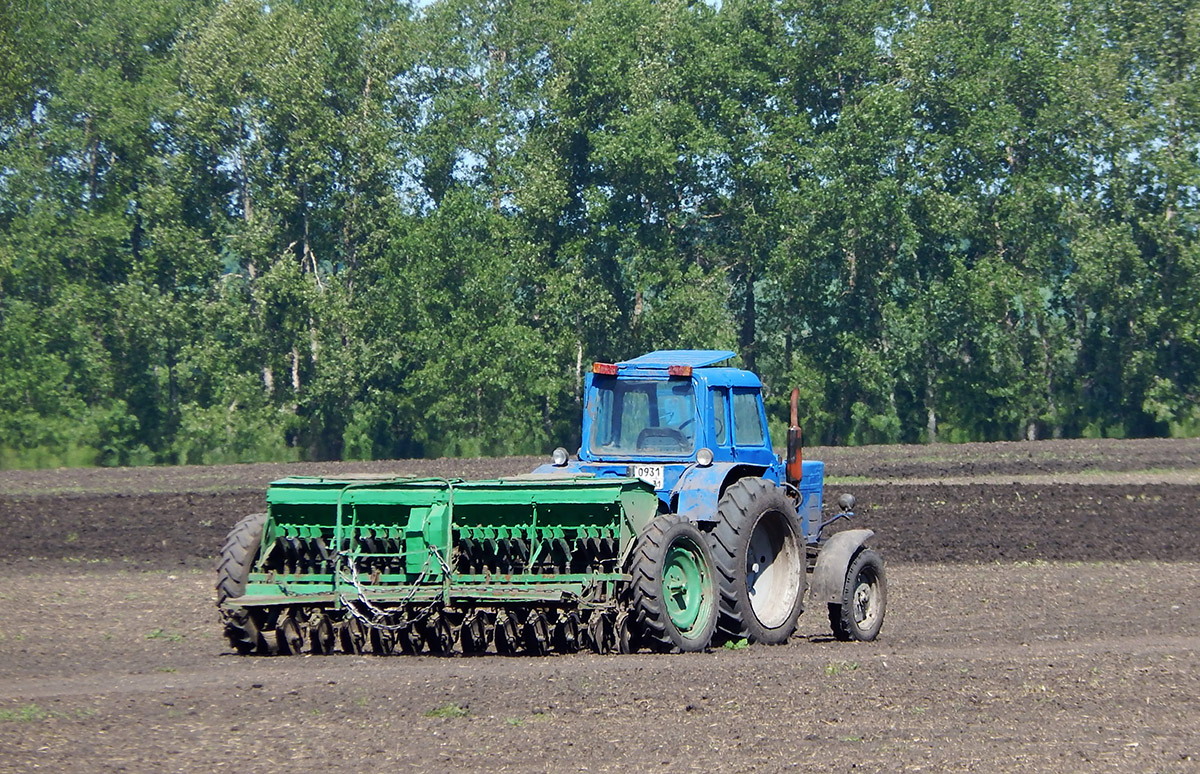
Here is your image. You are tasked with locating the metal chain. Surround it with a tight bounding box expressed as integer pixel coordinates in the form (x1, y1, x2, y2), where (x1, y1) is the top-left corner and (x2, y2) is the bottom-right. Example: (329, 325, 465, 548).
(334, 546, 452, 631)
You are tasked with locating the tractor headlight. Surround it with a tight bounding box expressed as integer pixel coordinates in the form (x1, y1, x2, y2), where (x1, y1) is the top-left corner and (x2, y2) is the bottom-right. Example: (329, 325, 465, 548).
(696, 447, 714, 467)
(551, 447, 570, 467)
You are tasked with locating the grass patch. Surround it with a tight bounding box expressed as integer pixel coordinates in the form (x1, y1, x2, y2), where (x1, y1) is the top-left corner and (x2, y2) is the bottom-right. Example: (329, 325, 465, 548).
(146, 628, 184, 643)
(825, 661, 860, 676)
(424, 703, 469, 719)
(825, 475, 874, 485)
(0, 704, 50, 722)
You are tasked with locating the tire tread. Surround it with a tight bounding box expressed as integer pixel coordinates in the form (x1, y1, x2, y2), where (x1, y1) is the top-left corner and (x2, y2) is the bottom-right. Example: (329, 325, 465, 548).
(216, 512, 269, 653)
(707, 479, 805, 645)
(629, 514, 717, 652)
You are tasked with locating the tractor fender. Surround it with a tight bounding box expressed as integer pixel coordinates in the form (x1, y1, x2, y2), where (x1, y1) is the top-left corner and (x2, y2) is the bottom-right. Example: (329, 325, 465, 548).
(672, 463, 773, 523)
(810, 529, 876, 604)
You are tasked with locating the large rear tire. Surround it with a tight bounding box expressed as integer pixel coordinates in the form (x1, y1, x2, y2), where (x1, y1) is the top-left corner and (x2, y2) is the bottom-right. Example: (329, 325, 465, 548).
(629, 514, 718, 652)
(216, 512, 269, 654)
(708, 479, 806, 645)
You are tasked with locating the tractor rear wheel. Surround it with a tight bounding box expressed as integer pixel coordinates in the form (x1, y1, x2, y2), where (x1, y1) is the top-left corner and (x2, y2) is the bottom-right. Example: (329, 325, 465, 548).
(708, 479, 806, 645)
(216, 512, 269, 654)
(829, 549, 886, 642)
(630, 514, 718, 652)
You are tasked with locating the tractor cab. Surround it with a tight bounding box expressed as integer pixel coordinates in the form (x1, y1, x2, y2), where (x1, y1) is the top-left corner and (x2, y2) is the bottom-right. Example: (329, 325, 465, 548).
(581, 350, 776, 471)
(535, 350, 823, 528)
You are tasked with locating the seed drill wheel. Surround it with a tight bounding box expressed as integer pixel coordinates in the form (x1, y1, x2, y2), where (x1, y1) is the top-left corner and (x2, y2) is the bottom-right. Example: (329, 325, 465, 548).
(708, 479, 806, 645)
(216, 512, 270, 654)
(340, 615, 366, 654)
(308, 612, 335, 654)
(494, 611, 520, 655)
(461, 612, 489, 655)
(630, 514, 719, 652)
(276, 614, 304, 655)
(523, 610, 551, 656)
(424, 614, 455, 656)
(829, 549, 887, 642)
(615, 611, 636, 654)
(586, 611, 616, 655)
(224, 608, 262, 655)
(370, 623, 397, 655)
(553, 612, 581, 653)
(396, 619, 424, 652)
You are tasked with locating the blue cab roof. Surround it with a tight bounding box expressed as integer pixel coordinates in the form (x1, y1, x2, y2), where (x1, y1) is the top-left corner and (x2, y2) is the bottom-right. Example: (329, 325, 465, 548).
(618, 350, 735, 369)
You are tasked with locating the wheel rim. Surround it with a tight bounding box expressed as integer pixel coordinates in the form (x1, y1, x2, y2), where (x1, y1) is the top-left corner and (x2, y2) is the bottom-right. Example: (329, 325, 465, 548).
(745, 511, 802, 629)
(852, 566, 881, 630)
(663, 536, 714, 636)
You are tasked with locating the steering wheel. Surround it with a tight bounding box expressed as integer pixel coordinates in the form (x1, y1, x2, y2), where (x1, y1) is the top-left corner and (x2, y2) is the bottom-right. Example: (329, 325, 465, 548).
(637, 427, 687, 450)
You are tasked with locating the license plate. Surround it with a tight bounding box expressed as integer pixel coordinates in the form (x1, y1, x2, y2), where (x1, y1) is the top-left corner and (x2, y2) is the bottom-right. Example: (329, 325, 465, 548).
(629, 464, 664, 490)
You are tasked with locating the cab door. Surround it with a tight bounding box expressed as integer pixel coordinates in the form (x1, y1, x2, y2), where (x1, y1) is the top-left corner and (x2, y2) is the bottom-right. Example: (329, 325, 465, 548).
(710, 387, 733, 462)
(731, 389, 774, 466)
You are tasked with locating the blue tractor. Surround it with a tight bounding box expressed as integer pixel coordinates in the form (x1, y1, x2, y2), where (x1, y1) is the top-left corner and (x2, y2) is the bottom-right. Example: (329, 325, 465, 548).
(535, 349, 886, 651)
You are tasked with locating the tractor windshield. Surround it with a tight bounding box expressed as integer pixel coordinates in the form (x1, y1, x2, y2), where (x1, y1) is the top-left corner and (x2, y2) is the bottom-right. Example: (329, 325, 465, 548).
(589, 379, 697, 457)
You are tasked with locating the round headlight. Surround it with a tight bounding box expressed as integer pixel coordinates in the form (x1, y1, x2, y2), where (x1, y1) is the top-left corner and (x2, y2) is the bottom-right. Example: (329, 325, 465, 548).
(696, 447, 714, 467)
(551, 447, 570, 467)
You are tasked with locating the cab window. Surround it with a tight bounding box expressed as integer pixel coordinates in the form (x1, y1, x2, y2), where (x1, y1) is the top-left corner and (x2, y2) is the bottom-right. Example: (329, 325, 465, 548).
(589, 379, 697, 456)
(712, 388, 729, 446)
(732, 391, 765, 447)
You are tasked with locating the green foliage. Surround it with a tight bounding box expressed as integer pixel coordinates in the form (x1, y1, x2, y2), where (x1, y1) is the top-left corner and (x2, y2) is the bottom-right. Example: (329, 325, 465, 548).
(0, 0, 1197, 469)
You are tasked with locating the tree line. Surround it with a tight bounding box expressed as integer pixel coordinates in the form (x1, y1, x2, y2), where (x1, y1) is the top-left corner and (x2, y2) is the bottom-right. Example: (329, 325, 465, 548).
(0, 0, 1196, 467)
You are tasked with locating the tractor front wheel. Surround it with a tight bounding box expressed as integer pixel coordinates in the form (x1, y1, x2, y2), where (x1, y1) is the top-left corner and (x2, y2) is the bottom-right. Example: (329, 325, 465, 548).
(630, 515, 719, 652)
(829, 549, 886, 642)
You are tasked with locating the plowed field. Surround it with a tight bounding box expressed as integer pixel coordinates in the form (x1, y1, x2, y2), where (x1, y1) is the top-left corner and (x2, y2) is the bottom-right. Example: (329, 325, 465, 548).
(1, 438, 1198, 772)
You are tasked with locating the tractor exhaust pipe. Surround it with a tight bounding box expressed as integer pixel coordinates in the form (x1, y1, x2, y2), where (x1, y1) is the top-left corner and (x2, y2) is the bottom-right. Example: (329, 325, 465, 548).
(786, 387, 803, 485)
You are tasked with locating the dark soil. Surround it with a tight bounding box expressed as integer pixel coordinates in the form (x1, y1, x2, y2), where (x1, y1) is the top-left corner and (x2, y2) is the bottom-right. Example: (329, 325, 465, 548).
(812, 436, 1200, 480)
(4, 439, 1197, 569)
(0, 437, 1197, 773)
(838, 482, 1200, 563)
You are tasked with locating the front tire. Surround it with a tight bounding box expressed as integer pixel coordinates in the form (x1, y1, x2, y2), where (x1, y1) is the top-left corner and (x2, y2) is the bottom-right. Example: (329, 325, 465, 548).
(629, 514, 719, 652)
(829, 549, 886, 642)
(709, 479, 806, 645)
